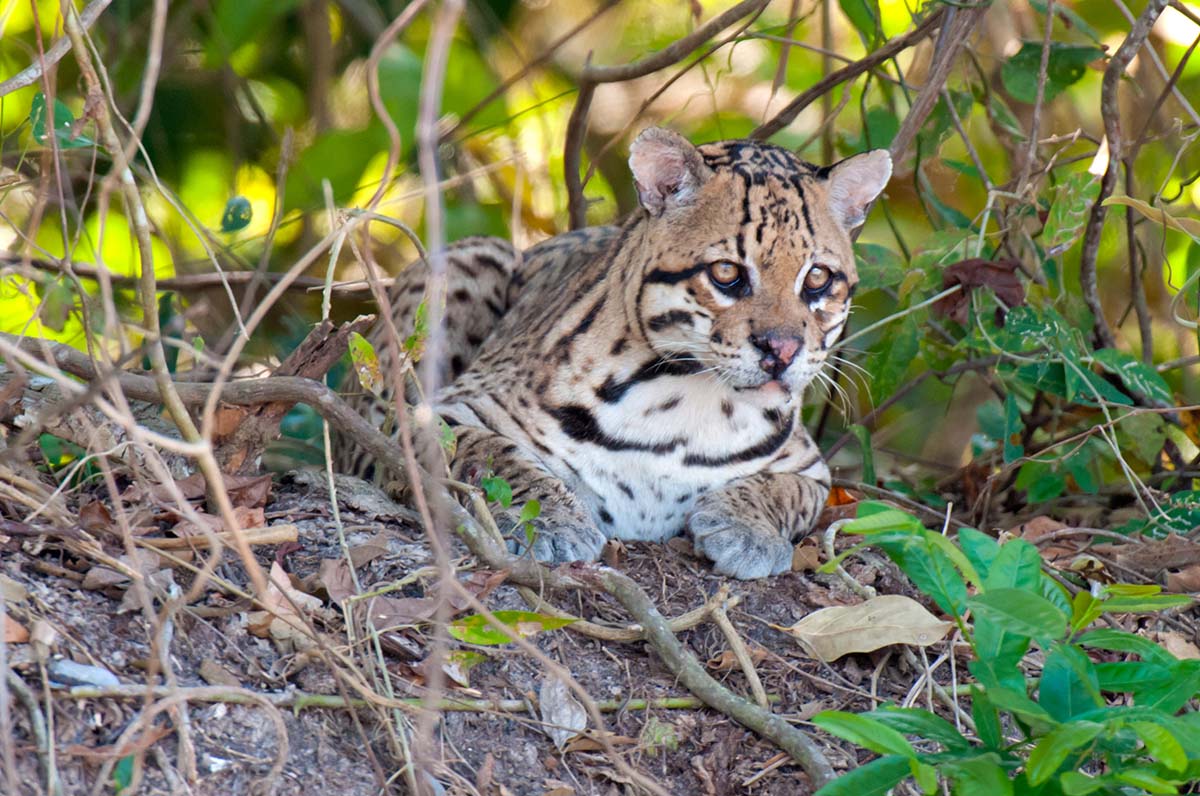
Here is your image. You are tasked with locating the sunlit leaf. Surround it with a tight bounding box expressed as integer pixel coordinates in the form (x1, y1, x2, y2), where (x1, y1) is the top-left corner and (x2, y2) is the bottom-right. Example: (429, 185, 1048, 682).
(1001, 43, 1105, 104)
(448, 610, 574, 646)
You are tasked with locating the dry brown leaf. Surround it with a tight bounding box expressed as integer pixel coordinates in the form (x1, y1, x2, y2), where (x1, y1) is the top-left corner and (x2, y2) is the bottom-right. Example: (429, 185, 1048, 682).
(542, 780, 575, 796)
(791, 541, 821, 572)
(782, 595, 953, 661)
(539, 676, 587, 750)
(199, 658, 242, 687)
(319, 558, 357, 604)
(348, 540, 389, 568)
(601, 539, 628, 568)
(1150, 631, 1200, 660)
(247, 562, 323, 648)
(562, 733, 638, 753)
(364, 595, 440, 628)
(1012, 516, 1075, 561)
(1098, 534, 1200, 579)
(706, 645, 768, 672)
(1166, 563, 1200, 594)
(170, 505, 266, 537)
(4, 615, 29, 643)
(79, 500, 114, 534)
(933, 258, 1026, 325)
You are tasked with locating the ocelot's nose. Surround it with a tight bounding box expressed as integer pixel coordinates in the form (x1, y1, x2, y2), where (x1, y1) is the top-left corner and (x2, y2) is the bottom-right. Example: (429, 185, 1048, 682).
(750, 331, 803, 378)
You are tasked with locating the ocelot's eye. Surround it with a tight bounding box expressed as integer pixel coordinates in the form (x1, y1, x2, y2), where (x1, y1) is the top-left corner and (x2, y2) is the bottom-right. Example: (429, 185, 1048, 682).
(802, 265, 833, 298)
(707, 261, 746, 294)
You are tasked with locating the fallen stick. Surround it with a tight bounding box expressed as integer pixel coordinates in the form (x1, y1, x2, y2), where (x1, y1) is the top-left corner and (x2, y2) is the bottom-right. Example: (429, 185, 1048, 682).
(139, 524, 298, 551)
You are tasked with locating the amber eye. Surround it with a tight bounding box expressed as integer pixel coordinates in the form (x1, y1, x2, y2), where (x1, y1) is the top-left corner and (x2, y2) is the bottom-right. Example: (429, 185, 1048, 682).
(802, 265, 833, 296)
(707, 261, 745, 293)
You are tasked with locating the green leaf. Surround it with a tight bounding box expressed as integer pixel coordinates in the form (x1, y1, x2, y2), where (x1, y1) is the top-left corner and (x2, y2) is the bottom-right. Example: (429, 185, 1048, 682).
(869, 314, 921, 402)
(1003, 393, 1024, 464)
(1001, 43, 1105, 104)
(886, 538, 970, 617)
(481, 476, 513, 509)
(814, 754, 911, 796)
(848, 424, 876, 485)
(113, 754, 135, 794)
(1064, 364, 1133, 406)
(1043, 172, 1101, 256)
(1092, 348, 1173, 404)
(1130, 721, 1188, 772)
(843, 506, 923, 534)
(1059, 771, 1104, 795)
(220, 195, 253, 232)
(1114, 769, 1182, 794)
(29, 93, 95, 149)
(838, 0, 881, 45)
(1026, 721, 1104, 786)
(448, 610, 574, 646)
(812, 711, 915, 757)
(985, 686, 1057, 732)
(855, 242, 907, 292)
(942, 754, 1014, 796)
(1015, 460, 1066, 503)
(1093, 661, 1174, 693)
(865, 705, 971, 751)
(1100, 593, 1194, 614)
(348, 332, 383, 396)
(957, 528, 1000, 581)
(38, 277, 75, 333)
(971, 687, 1003, 750)
(1118, 412, 1167, 467)
(1039, 643, 1103, 721)
(968, 589, 1066, 643)
(970, 615, 1031, 692)
(1137, 659, 1200, 712)
(1078, 628, 1178, 666)
(982, 539, 1042, 593)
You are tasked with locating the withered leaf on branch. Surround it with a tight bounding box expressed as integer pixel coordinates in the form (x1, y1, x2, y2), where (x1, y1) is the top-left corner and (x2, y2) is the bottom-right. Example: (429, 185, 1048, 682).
(933, 258, 1025, 325)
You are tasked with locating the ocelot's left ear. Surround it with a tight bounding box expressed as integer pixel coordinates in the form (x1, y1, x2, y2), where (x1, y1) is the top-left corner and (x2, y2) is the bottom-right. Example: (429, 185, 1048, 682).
(629, 127, 713, 216)
(824, 149, 893, 230)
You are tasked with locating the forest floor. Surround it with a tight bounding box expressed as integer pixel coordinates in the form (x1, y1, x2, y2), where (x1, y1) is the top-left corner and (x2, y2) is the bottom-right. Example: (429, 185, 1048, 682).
(2, 465, 951, 796)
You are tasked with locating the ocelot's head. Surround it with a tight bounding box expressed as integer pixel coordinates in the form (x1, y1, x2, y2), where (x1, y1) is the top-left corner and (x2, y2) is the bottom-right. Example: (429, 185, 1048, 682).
(628, 128, 891, 397)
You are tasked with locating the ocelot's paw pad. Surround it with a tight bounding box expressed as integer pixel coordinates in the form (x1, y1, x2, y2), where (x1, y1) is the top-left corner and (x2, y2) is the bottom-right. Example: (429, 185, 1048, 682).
(688, 505, 792, 580)
(499, 510, 606, 565)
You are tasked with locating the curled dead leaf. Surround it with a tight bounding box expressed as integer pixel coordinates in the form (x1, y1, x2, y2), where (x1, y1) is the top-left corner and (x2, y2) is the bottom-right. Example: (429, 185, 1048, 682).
(4, 615, 29, 643)
(538, 676, 587, 750)
(933, 258, 1025, 325)
(781, 594, 953, 661)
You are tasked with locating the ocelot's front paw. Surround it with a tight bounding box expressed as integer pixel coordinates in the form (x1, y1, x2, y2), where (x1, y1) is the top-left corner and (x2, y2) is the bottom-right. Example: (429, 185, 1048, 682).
(498, 506, 607, 565)
(688, 497, 793, 580)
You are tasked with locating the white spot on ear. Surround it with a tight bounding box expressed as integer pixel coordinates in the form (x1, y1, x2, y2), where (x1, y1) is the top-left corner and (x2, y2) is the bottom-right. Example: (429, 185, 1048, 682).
(826, 149, 892, 229)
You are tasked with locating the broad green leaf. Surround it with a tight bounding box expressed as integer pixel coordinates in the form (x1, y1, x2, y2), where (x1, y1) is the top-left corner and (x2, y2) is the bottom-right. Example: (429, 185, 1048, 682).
(1093, 661, 1174, 694)
(113, 754, 135, 794)
(206, 0, 303, 67)
(878, 536, 971, 617)
(812, 711, 915, 757)
(839, 0, 881, 45)
(970, 615, 1031, 692)
(982, 539, 1042, 593)
(1059, 771, 1103, 795)
(1092, 348, 1173, 404)
(1003, 393, 1023, 463)
(1029, 0, 1102, 43)
(1015, 460, 1066, 503)
(1130, 721, 1188, 772)
(1118, 412, 1167, 467)
(1137, 659, 1200, 712)
(1039, 643, 1103, 721)
(220, 195, 253, 232)
(957, 527, 1000, 580)
(968, 589, 1066, 643)
(29, 93, 96, 149)
(1078, 628, 1178, 666)
(1001, 43, 1105, 104)
(1114, 769, 1182, 794)
(1026, 721, 1103, 785)
(971, 687, 1003, 750)
(448, 610, 574, 646)
(814, 754, 911, 796)
(869, 313, 921, 401)
(1070, 591, 1104, 633)
(37, 277, 75, 333)
(842, 507, 923, 534)
(985, 686, 1057, 731)
(911, 759, 938, 795)
(1101, 593, 1194, 614)
(866, 706, 971, 751)
(348, 332, 383, 395)
(1064, 364, 1133, 406)
(848, 424, 876, 486)
(855, 242, 907, 292)
(1104, 195, 1200, 242)
(1042, 172, 1101, 256)
(943, 755, 1014, 796)
(480, 476, 513, 509)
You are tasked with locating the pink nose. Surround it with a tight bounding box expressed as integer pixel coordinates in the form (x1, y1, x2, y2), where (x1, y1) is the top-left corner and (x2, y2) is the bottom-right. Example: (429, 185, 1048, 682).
(750, 332, 803, 378)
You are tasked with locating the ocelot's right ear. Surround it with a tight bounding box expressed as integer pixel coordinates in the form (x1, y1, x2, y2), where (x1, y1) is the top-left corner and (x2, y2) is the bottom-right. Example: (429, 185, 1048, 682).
(629, 127, 713, 216)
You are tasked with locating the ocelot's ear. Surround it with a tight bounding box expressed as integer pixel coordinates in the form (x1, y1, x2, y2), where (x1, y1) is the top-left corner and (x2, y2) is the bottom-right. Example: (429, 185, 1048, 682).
(629, 127, 713, 216)
(824, 149, 893, 230)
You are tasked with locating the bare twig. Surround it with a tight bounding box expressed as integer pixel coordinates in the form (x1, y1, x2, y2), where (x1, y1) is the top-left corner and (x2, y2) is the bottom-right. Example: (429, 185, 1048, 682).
(0, 0, 112, 96)
(708, 585, 769, 709)
(750, 8, 945, 141)
(1079, 0, 1170, 350)
(565, 0, 771, 227)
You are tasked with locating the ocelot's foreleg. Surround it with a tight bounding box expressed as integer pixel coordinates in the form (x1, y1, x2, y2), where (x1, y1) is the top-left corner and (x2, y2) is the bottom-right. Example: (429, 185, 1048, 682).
(452, 426, 607, 564)
(688, 450, 831, 579)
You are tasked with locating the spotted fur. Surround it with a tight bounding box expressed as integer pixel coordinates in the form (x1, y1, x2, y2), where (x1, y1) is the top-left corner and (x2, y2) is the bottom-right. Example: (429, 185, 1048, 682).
(346, 128, 891, 579)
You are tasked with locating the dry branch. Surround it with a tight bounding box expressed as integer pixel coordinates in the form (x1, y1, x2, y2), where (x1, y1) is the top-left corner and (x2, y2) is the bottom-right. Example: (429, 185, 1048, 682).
(1078, 0, 1170, 350)
(564, 0, 771, 228)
